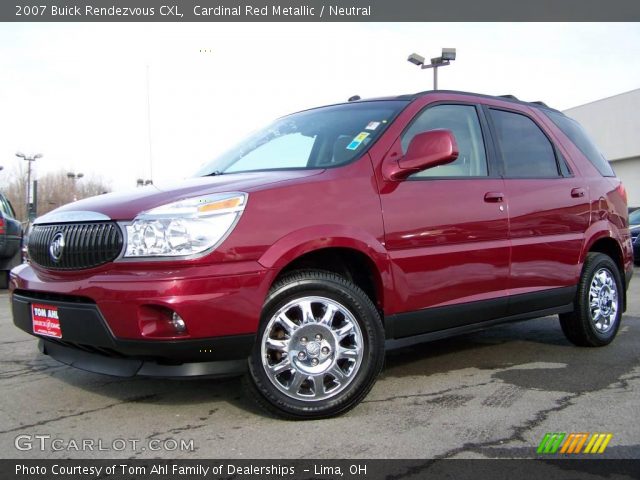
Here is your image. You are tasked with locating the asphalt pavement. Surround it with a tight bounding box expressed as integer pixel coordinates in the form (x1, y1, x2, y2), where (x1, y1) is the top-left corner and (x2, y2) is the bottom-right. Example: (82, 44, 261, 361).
(1, 279, 638, 459)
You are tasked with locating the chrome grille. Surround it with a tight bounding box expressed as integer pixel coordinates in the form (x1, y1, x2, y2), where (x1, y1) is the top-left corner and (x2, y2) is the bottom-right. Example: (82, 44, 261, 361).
(28, 223, 123, 270)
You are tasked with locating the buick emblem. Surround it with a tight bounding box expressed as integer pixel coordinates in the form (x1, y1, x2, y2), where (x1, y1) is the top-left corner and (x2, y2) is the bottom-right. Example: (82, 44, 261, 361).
(49, 232, 65, 262)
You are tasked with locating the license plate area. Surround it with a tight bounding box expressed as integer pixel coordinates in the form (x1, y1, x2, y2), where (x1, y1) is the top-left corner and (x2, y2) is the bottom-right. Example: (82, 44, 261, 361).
(32, 303, 62, 338)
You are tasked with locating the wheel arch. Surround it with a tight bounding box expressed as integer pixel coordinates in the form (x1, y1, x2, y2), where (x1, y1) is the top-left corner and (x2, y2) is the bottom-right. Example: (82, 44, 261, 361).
(257, 225, 394, 314)
(582, 232, 627, 311)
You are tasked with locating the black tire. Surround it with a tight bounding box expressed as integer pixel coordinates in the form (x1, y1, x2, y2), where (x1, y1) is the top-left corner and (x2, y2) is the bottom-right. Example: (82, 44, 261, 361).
(559, 252, 623, 347)
(245, 270, 385, 419)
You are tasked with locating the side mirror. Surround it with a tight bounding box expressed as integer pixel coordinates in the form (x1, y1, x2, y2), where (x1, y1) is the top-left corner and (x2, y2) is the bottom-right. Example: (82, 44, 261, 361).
(384, 129, 459, 181)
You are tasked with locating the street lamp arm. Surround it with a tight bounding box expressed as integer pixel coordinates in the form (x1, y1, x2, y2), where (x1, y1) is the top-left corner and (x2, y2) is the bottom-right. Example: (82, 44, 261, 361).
(420, 60, 451, 69)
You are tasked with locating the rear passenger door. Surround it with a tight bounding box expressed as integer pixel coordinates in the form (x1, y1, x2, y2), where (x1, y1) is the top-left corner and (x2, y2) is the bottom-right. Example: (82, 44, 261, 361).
(485, 106, 590, 313)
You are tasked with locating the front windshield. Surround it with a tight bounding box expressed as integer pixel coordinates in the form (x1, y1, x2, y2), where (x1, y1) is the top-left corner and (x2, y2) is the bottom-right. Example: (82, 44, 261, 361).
(194, 100, 408, 176)
(630, 209, 640, 225)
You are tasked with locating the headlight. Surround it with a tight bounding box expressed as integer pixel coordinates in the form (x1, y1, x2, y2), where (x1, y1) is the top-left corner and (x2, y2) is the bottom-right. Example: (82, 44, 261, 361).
(124, 192, 247, 258)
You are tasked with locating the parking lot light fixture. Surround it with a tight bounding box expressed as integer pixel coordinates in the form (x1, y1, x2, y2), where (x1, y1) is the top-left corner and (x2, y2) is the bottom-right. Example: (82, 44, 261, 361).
(407, 48, 457, 90)
(15, 152, 42, 222)
(67, 171, 84, 201)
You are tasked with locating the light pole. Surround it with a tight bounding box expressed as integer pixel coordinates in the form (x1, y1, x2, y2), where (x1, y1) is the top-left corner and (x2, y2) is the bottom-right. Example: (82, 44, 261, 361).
(15, 152, 42, 222)
(67, 172, 84, 201)
(407, 48, 457, 90)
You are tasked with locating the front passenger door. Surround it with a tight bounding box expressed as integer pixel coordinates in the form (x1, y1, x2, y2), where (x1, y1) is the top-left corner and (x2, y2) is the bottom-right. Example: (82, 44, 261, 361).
(379, 103, 510, 337)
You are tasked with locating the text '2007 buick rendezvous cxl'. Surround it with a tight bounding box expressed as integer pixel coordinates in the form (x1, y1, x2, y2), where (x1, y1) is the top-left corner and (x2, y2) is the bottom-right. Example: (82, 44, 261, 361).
(12, 90, 633, 419)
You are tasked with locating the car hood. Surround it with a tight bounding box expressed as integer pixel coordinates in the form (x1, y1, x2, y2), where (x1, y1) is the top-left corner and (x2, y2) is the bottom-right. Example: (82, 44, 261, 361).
(35, 170, 323, 223)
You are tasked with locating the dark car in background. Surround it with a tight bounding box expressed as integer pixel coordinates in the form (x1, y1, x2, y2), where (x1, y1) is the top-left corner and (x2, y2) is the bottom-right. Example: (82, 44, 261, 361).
(0, 193, 23, 288)
(630, 210, 640, 265)
(630, 208, 640, 228)
(633, 228, 640, 265)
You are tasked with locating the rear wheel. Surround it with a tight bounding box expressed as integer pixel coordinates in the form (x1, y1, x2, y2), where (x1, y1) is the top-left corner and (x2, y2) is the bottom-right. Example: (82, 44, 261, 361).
(246, 270, 384, 419)
(559, 253, 623, 347)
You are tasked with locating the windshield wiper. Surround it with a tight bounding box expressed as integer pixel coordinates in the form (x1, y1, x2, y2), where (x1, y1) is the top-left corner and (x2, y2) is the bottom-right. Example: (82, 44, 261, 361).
(208, 170, 224, 176)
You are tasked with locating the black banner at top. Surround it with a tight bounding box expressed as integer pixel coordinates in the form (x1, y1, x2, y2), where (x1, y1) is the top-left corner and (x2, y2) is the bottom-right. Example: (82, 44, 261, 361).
(3, 0, 640, 22)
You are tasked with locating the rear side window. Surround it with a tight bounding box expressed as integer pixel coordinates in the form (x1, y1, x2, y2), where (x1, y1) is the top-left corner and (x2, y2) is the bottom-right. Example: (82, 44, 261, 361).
(544, 110, 615, 177)
(489, 109, 560, 178)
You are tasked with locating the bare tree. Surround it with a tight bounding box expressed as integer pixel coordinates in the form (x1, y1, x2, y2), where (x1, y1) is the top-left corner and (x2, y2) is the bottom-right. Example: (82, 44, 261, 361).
(3, 164, 28, 222)
(3, 167, 111, 223)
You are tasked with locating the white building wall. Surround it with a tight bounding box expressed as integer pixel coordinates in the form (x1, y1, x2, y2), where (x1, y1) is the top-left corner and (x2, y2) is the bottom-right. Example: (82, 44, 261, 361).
(563, 88, 640, 207)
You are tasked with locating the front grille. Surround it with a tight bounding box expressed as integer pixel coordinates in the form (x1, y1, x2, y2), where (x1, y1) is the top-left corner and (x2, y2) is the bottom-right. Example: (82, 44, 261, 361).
(28, 222, 123, 270)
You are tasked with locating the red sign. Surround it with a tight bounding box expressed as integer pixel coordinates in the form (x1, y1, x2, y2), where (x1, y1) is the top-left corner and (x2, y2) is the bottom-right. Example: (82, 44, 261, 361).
(32, 304, 62, 338)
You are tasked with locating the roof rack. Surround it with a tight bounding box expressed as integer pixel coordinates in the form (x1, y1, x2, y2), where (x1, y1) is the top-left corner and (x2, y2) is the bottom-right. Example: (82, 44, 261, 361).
(498, 94, 519, 100)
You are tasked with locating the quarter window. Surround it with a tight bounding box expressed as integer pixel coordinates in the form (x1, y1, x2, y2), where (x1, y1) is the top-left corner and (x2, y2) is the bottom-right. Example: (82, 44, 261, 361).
(490, 109, 560, 178)
(401, 104, 488, 178)
(544, 110, 615, 177)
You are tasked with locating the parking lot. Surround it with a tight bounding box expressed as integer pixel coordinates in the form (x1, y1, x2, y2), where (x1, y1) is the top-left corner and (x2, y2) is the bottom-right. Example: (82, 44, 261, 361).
(1, 279, 638, 459)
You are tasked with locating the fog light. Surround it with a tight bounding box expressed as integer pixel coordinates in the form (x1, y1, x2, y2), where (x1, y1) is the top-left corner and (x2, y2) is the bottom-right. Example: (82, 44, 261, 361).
(138, 305, 189, 338)
(170, 312, 186, 333)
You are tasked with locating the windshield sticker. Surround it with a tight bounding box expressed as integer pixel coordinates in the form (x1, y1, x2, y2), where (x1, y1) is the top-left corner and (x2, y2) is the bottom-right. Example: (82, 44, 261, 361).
(365, 121, 380, 131)
(346, 132, 370, 150)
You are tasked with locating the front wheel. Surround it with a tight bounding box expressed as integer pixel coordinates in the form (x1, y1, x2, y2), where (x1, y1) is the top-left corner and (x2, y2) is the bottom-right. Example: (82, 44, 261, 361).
(246, 270, 385, 419)
(559, 252, 623, 347)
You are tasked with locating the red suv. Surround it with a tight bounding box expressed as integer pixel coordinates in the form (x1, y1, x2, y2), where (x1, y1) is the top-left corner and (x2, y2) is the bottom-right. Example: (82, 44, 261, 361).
(11, 91, 634, 419)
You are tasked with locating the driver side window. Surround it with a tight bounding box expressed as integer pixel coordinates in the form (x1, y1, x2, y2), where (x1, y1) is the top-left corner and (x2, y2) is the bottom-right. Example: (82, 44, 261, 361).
(401, 104, 488, 178)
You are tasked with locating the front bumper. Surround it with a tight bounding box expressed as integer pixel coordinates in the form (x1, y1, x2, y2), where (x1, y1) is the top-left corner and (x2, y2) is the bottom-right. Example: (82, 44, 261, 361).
(10, 261, 269, 339)
(12, 292, 255, 377)
(10, 260, 271, 377)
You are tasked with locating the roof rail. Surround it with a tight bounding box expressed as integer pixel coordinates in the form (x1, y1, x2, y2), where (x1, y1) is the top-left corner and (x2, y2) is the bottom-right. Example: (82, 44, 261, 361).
(499, 94, 519, 100)
(530, 101, 549, 107)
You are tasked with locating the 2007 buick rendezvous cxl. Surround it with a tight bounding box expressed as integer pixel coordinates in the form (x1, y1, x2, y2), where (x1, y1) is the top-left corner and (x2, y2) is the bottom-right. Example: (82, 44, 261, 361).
(11, 90, 634, 419)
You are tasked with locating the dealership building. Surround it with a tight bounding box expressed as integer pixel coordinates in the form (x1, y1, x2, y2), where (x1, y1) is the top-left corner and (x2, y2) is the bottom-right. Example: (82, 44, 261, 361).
(563, 88, 640, 208)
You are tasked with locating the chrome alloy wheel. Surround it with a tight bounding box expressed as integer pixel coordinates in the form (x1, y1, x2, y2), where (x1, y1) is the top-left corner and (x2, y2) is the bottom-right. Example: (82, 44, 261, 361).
(260, 296, 364, 402)
(589, 267, 619, 333)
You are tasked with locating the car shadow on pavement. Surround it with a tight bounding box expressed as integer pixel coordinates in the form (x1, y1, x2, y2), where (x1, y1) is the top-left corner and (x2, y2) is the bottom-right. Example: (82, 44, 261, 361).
(30, 359, 267, 417)
(383, 314, 640, 395)
(25, 314, 639, 417)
